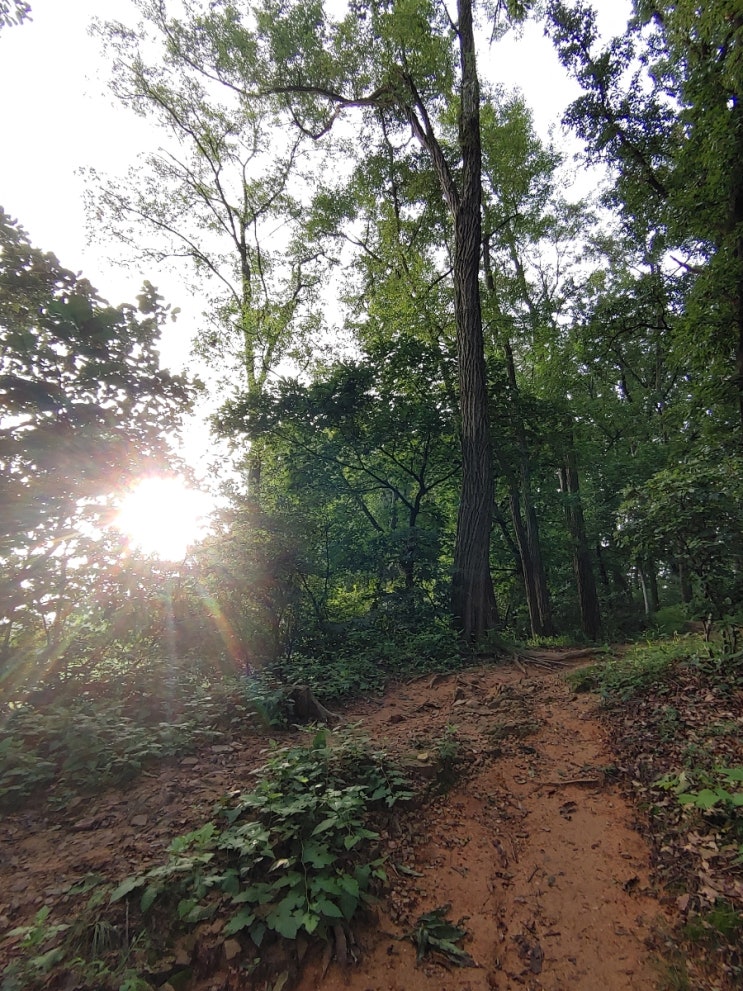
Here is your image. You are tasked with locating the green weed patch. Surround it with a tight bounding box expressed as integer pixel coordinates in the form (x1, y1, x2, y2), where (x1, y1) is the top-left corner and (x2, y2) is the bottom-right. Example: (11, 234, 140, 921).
(566, 637, 703, 705)
(2, 733, 413, 990)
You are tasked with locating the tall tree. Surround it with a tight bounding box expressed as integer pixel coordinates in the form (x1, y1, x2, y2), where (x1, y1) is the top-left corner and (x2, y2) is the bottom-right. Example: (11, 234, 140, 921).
(90, 1, 323, 501)
(548, 0, 743, 435)
(157, 0, 505, 638)
(0, 210, 192, 675)
(479, 94, 563, 635)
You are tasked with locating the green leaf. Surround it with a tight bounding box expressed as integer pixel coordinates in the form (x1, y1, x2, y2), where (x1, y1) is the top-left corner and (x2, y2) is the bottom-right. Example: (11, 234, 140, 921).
(140, 885, 159, 913)
(30, 947, 66, 973)
(301, 842, 337, 867)
(109, 876, 145, 903)
(266, 899, 304, 939)
(311, 817, 338, 836)
(337, 875, 360, 898)
(178, 898, 197, 920)
(301, 910, 321, 934)
(314, 896, 344, 919)
(223, 908, 256, 936)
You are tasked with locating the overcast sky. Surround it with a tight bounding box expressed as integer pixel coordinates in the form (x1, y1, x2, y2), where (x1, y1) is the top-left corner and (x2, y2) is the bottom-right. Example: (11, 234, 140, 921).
(0, 0, 632, 377)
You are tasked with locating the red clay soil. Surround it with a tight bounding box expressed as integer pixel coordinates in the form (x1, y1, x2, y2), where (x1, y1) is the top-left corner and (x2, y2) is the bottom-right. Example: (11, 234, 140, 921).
(0, 659, 672, 991)
(297, 662, 667, 991)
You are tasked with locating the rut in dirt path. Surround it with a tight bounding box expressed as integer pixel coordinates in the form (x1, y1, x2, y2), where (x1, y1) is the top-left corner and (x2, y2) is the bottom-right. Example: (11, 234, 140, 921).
(299, 664, 668, 991)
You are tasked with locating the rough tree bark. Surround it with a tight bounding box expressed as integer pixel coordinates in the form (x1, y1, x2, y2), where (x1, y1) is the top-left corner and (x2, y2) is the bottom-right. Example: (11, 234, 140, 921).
(448, 0, 499, 638)
(558, 435, 601, 640)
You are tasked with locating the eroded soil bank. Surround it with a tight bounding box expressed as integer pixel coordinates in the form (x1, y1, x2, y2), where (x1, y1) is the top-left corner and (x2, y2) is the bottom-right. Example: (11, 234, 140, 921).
(296, 663, 666, 991)
(0, 660, 672, 990)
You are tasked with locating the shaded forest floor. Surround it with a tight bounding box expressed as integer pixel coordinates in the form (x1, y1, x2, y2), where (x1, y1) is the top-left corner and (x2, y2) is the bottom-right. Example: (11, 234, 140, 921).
(1, 647, 742, 991)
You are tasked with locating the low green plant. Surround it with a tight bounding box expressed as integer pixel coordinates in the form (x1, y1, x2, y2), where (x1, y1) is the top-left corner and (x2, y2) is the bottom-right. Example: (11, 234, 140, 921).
(683, 902, 743, 944)
(1, 906, 70, 990)
(571, 638, 701, 705)
(656, 767, 743, 809)
(649, 604, 689, 638)
(407, 905, 474, 966)
(430, 724, 461, 792)
(241, 674, 290, 728)
(284, 620, 463, 704)
(565, 665, 601, 693)
(110, 733, 413, 949)
(655, 766, 743, 849)
(0, 873, 158, 991)
(0, 736, 56, 806)
(524, 634, 574, 649)
(0, 675, 288, 809)
(0, 703, 198, 809)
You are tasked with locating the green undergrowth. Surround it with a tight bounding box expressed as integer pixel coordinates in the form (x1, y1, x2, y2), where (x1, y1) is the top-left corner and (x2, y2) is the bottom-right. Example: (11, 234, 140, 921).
(566, 636, 705, 704)
(1, 732, 413, 990)
(579, 636, 743, 991)
(0, 620, 466, 808)
(0, 675, 289, 810)
(407, 905, 474, 966)
(283, 621, 463, 703)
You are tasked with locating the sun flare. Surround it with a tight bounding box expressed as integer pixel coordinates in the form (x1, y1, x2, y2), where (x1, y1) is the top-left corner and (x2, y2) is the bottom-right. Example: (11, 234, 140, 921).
(116, 477, 213, 561)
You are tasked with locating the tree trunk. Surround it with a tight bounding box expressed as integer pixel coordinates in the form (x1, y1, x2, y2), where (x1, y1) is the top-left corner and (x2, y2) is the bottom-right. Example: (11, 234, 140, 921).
(637, 565, 653, 620)
(676, 555, 693, 603)
(482, 218, 554, 639)
(648, 561, 660, 613)
(559, 437, 601, 640)
(731, 102, 743, 436)
(525, 501, 554, 635)
(502, 338, 554, 636)
(509, 487, 541, 636)
(449, 0, 498, 639)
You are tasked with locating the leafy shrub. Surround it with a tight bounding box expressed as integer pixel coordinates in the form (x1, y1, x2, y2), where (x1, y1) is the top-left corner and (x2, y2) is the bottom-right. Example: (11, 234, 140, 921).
(110, 733, 413, 947)
(0, 675, 282, 809)
(0, 703, 186, 809)
(567, 638, 702, 705)
(0, 736, 56, 807)
(283, 620, 462, 704)
(657, 767, 743, 818)
(650, 604, 689, 637)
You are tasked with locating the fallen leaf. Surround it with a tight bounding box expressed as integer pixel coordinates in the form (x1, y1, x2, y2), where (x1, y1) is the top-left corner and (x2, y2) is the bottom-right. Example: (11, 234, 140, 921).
(223, 938, 241, 961)
(529, 942, 544, 974)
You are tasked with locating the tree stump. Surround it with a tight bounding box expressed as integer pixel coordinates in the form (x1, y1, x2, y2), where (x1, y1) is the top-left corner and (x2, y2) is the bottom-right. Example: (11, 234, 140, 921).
(287, 686, 340, 725)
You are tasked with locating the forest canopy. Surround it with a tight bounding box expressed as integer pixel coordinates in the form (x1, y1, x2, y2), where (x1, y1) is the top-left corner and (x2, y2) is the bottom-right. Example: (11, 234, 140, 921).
(2, 0, 743, 700)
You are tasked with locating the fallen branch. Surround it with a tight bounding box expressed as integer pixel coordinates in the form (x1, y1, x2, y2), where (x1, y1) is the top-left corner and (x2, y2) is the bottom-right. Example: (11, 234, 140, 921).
(541, 776, 604, 788)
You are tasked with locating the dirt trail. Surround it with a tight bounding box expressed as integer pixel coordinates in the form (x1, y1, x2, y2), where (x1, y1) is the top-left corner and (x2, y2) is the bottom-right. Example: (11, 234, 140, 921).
(0, 659, 670, 990)
(298, 663, 666, 991)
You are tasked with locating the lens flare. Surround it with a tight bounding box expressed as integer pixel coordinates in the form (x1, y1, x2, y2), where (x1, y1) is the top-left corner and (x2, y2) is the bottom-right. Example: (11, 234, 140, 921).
(116, 477, 213, 560)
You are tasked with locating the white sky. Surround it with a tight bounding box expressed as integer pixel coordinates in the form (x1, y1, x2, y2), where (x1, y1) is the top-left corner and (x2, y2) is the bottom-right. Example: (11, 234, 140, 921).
(0, 0, 190, 361)
(0, 0, 632, 467)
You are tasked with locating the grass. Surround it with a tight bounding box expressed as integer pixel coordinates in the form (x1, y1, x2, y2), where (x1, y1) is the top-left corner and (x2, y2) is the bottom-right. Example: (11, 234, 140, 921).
(566, 636, 704, 705)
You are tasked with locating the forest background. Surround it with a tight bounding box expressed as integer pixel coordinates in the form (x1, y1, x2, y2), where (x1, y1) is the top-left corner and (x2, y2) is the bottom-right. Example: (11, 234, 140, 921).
(1, 0, 743, 706)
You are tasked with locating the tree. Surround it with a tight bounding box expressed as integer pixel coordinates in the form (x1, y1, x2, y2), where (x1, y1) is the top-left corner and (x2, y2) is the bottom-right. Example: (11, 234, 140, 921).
(0, 210, 192, 678)
(149, 0, 503, 638)
(223, 350, 459, 604)
(548, 0, 743, 434)
(90, 1, 323, 501)
(617, 454, 743, 633)
(479, 93, 563, 636)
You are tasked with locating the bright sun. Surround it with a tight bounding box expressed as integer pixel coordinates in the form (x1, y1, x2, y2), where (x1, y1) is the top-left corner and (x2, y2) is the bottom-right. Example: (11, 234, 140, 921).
(115, 477, 214, 561)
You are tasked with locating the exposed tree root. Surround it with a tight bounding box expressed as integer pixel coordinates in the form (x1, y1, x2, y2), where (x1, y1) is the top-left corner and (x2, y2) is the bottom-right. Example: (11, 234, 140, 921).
(287, 685, 340, 725)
